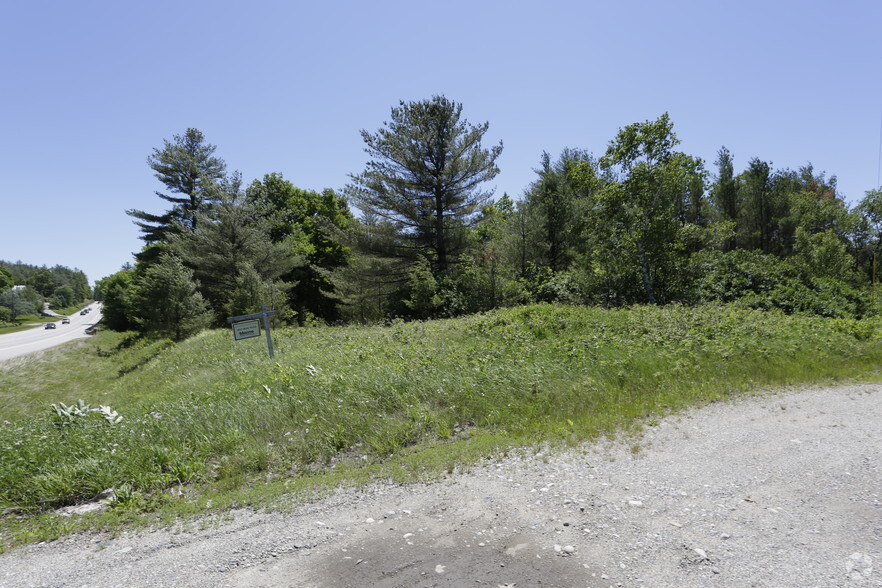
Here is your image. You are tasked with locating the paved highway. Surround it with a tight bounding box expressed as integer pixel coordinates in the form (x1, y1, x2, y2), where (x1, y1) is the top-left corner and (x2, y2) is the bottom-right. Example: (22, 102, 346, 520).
(0, 303, 103, 363)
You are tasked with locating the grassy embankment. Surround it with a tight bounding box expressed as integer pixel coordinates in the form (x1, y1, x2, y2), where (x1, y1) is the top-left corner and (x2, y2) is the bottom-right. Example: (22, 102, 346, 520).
(1, 303, 881, 550)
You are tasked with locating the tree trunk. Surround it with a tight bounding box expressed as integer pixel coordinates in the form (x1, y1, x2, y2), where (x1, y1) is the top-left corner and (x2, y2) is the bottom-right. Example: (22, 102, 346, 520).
(636, 238, 656, 304)
(435, 194, 447, 272)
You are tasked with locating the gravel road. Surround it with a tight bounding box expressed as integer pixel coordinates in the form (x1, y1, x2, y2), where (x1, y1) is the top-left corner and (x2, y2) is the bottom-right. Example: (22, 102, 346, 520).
(2, 384, 879, 587)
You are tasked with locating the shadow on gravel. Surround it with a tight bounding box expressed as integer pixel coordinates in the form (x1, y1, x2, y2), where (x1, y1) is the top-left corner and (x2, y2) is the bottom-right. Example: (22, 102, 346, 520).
(303, 531, 600, 588)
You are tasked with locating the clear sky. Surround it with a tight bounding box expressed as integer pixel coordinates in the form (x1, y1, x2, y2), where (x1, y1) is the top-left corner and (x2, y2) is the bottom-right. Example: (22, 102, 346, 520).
(2, 0, 881, 286)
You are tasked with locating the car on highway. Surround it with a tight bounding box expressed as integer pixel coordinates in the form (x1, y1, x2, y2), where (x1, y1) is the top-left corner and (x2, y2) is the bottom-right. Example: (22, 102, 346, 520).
(80, 310, 87, 315)
(44, 323, 56, 329)
(61, 318, 70, 324)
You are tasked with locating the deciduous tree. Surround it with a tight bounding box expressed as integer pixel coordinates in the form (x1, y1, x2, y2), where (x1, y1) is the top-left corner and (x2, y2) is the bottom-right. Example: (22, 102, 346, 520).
(246, 173, 353, 322)
(595, 113, 704, 304)
(0, 267, 12, 292)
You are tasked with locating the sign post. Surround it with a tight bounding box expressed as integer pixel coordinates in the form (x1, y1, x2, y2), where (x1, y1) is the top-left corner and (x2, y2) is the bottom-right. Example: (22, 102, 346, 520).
(227, 305, 278, 358)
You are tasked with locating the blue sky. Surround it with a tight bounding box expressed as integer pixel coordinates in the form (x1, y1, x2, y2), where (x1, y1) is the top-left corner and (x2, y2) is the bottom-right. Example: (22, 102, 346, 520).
(2, 0, 881, 285)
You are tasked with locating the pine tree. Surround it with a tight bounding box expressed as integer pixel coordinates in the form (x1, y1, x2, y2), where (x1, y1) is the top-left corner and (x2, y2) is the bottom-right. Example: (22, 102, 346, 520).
(348, 96, 502, 274)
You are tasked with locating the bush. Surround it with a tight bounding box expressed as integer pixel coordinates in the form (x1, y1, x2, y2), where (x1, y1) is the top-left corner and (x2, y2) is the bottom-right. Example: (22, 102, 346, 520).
(689, 249, 868, 318)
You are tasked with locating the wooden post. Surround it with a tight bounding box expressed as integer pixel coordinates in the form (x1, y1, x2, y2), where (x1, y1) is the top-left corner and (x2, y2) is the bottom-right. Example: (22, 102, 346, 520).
(261, 304, 274, 358)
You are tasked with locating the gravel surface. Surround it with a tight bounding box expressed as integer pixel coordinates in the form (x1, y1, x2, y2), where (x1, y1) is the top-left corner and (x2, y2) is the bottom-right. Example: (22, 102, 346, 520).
(2, 384, 879, 587)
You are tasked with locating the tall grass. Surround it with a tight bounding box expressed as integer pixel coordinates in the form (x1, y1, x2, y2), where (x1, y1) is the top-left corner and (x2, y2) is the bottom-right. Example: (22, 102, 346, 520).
(2, 303, 881, 545)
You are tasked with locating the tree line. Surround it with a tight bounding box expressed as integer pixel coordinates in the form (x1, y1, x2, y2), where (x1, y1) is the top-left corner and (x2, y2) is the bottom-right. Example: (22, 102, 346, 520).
(95, 96, 882, 339)
(0, 261, 91, 323)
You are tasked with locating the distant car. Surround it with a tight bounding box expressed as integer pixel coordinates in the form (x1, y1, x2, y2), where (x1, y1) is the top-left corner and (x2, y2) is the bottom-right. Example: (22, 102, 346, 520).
(85, 326, 97, 335)
(61, 318, 70, 324)
(80, 310, 87, 315)
(44, 323, 56, 329)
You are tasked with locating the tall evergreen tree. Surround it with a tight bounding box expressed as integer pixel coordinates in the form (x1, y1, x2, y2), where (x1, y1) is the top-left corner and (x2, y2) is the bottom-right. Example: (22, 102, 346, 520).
(347, 95, 503, 274)
(127, 128, 226, 261)
(170, 178, 300, 322)
(739, 158, 778, 251)
(522, 151, 584, 273)
(710, 146, 740, 250)
(130, 253, 213, 341)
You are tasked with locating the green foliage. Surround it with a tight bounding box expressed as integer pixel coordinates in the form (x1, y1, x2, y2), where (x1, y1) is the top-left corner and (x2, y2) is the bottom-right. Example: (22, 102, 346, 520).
(402, 258, 442, 319)
(710, 146, 740, 249)
(735, 276, 865, 319)
(690, 249, 789, 303)
(0, 267, 13, 292)
(94, 268, 135, 331)
(520, 151, 588, 272)
(589, 113, 706, 304)
(0, 287, 40, 321)
(3, 304, 882, 534)
(51, 286, 75, 308)
(126, 128, 227, 257)
(170, 182, 299, 323)
(50, 400, 122, 428)
(853, 189, 882, 284)
(129, 254, 214, 340)
(246, 174, 353, 323)
(333, 248, 406, 324)
(690, 249, 866, 318)
(0, 262, 90, 307)
(793, 227, 855, 282)
(25, 270, 57, 297)
(348, 95, 503, 273)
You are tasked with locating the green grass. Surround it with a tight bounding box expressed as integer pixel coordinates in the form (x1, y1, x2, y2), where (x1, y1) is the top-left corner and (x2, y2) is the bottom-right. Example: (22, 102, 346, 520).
(2, 303, 882, 550)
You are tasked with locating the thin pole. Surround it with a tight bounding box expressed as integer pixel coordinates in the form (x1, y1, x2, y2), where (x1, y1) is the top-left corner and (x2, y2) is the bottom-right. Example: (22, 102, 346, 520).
(261, 304, 275, 358)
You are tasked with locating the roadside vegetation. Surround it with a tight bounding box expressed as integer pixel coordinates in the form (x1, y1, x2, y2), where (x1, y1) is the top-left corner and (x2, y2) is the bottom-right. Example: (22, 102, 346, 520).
(2, 303, 881, 550)
(0, 263, 91, 332)
(5, 97, 882, 551)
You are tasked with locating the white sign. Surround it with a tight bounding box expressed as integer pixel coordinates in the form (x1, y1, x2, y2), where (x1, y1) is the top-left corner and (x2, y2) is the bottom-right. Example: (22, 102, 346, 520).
(232, 319, 261, 341)
(227, 305, 278, 357)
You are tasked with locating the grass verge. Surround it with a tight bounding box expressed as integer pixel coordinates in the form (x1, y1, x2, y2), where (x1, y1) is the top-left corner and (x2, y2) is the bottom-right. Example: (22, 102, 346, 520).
(1, 303, 881, 550)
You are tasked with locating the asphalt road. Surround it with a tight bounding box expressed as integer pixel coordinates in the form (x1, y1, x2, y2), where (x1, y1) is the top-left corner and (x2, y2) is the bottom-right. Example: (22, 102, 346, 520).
(0, 303, 102, 363)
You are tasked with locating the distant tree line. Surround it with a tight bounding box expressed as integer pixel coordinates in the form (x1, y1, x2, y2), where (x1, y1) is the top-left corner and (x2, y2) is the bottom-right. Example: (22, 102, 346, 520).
(0, 261, 92, 323)
(96, 97, 882, 340)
